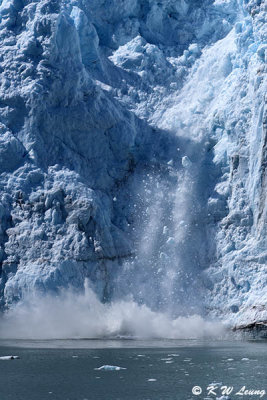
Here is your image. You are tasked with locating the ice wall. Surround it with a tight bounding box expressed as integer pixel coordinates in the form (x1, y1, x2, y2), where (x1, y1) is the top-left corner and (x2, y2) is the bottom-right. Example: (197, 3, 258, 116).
(0, 0, 266, 327)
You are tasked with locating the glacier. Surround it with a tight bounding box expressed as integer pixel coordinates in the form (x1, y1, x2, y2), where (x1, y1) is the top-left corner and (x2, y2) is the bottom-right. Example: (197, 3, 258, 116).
(0, 0, 266, 335)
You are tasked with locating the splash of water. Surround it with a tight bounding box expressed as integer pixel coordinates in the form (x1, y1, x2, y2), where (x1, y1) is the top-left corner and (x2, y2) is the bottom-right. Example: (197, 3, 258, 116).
(0, 284, 225, 340)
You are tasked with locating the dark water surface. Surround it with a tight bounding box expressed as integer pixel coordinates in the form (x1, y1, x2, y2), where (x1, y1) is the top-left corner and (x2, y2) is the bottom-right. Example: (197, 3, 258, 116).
(0, 340, 266, 400)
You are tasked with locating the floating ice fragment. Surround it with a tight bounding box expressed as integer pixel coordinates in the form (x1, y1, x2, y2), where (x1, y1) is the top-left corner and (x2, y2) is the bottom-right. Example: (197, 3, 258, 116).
(147, 378, 157, 382)
(241, 358, 249, 361)
(0, 355, 19, 360)
(94, 365, 126, 371)
(161, 358, 172, 361)
(72, 355, 78, 358)
(209, 382, 222, 386)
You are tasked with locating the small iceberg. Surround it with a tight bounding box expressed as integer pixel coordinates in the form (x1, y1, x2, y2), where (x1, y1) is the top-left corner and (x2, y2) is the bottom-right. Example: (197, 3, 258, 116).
(0, 355, 20, 360)
(94, 365, 126, 371)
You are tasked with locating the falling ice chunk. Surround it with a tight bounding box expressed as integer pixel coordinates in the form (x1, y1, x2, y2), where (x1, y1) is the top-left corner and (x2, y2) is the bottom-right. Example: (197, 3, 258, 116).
(163, 226, 168, 235)
(159, 252, 168, 260)
(94, 365, 126, 371)
(166, 237, 175, 245)
(182, 156, 192, 168)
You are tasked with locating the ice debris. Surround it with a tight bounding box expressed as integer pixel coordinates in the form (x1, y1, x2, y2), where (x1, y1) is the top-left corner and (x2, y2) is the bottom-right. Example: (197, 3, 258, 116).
(94, 365, 127, 371)
(0, 356, 20, 360)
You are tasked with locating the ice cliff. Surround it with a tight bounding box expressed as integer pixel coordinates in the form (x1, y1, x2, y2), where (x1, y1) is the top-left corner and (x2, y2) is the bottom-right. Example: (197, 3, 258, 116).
(0, 0, 266, 329)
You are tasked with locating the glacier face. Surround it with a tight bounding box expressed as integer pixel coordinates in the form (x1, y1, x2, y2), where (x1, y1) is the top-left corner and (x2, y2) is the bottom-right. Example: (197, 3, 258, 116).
(0, 0, 266, 327)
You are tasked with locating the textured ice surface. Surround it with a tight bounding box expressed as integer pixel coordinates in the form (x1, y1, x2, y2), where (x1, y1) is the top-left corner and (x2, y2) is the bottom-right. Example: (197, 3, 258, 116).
(0, 0, 266, 327)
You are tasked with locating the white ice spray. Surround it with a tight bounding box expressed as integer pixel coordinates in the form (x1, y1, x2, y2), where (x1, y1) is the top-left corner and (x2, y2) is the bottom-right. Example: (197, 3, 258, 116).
(0, 282, 225, 340)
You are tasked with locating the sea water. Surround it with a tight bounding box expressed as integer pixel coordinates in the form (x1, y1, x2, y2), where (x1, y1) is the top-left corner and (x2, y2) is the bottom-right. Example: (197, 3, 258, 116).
(0, 340, 266, 400)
